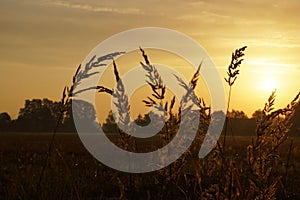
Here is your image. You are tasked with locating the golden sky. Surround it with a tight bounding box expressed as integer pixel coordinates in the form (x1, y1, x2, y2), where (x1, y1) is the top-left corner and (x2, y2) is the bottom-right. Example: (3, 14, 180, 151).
(0, 0, 299, 121)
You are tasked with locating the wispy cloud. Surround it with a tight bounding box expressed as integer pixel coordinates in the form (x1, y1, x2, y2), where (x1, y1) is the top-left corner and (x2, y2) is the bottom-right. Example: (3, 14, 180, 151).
(246, 60, 297, 68)
(48, 1, 143, 15)
(247, 40, 300, 48)
(176, 10, 231, 24)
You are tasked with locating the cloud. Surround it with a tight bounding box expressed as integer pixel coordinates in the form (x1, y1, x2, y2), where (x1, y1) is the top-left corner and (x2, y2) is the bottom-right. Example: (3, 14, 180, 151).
(48, 1, 143, 15)
(177, 11, 231, 22)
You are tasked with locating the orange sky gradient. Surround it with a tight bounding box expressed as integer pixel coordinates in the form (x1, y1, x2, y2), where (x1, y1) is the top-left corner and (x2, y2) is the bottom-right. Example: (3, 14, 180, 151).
(0, 0, 299, 121)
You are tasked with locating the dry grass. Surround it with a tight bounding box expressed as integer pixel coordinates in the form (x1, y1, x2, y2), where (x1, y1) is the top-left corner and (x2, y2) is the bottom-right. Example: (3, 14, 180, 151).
(1, 47, 299, 200)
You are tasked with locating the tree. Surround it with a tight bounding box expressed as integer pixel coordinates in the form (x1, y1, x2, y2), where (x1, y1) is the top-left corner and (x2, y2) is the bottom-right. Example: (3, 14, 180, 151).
(227, 109, 248, 119)
(16, 98, 60, 132)
(134, 113, 151, 127)
(70, 99, 99, 133)
(251, 109, 264, 119)
(102, 111, 118, 134)
(0, 112, 11, 131)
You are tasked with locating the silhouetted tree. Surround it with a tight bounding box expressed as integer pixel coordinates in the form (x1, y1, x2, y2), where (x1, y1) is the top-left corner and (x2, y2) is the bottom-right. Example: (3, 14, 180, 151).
(60, 101, 76, 132)
(227, 109, 248, 119)
(63, 99, 99, 132)
(8, 98, 99, 132)
(15, 99, 60, 132)
(102, 111, 118, 134)
(0, 112, 11, 131)
(252, 109, 264, 119)
(134, 113, 151, 127)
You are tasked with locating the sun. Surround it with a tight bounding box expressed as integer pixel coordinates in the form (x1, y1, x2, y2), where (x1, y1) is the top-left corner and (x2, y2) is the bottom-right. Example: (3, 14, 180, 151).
(260, 77, 277, 91)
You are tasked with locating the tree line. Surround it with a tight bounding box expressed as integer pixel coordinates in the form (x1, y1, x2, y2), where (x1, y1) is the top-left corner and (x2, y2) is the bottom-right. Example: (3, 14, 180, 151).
(0, 98, 299, 136)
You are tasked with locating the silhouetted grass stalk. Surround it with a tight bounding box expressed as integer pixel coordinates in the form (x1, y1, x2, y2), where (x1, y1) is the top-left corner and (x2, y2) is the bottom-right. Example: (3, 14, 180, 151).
(34, 46, 300, 199)
(36, 111, 63, 197)
(36, 64, 82, 199)
(223, 46, 247, 154)
(37, 52, 125, 198)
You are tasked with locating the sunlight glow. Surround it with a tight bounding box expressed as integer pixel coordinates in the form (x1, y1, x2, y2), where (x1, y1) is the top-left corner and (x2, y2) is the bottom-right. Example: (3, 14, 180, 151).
(260, 77, 277, 92)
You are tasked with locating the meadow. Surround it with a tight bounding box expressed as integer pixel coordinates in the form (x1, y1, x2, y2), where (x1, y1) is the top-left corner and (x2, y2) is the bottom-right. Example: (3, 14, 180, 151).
(0, 132, 299, 199)
(1, 47, 300, 199)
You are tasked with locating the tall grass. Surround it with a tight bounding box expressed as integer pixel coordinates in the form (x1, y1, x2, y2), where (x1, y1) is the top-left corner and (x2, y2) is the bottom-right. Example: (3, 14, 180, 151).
(1, 47, 299, 199)
(134, 47, 299, 199)
(223, 46, 247, 154)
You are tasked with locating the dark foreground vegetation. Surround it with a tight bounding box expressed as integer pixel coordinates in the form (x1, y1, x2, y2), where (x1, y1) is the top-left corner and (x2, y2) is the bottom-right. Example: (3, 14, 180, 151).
(0, 133, 299, 199)
(0, 47, 300, 199)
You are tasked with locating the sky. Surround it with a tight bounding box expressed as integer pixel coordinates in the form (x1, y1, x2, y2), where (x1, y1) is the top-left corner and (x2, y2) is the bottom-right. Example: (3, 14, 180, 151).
(0, 0, 300, 121)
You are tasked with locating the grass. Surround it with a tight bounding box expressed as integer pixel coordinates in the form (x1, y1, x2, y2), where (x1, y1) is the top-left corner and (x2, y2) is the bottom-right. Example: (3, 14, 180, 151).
(1, 47, 299, 199)
(0, 133, 299, 199)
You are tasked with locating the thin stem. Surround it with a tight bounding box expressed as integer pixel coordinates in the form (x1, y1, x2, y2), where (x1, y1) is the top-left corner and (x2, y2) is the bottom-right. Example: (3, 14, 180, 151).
(36, 112, 63, 197)
(223, 85, 232, 156)
(284, 139, 293, 182)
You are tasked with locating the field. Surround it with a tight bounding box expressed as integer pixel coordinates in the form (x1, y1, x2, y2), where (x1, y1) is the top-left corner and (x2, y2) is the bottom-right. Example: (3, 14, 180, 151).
(0, 132, 299, 199)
